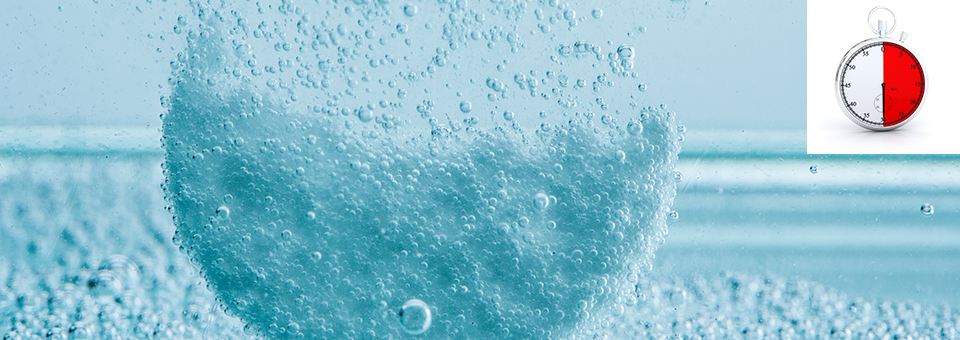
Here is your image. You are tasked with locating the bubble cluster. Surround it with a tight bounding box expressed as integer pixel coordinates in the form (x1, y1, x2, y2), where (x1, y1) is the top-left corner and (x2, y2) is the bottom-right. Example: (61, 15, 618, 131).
(161, 1, 683, 338)
(614, 44, 636, 72)
(605, 272, 960, 339)
(164, 77, 682, 337)
(0, 156, 244, 339)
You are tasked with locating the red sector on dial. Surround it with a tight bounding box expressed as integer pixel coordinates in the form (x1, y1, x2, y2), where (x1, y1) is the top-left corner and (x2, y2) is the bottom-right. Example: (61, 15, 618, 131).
(882, 42, 924, 127)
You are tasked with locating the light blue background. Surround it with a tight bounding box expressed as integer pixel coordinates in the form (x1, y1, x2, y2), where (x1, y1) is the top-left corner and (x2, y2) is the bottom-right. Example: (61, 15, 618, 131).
(0, 0, 805, 130)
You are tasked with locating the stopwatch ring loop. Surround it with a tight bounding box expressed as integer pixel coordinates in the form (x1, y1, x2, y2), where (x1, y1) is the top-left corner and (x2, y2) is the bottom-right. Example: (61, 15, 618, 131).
(868, 6, 897, 35)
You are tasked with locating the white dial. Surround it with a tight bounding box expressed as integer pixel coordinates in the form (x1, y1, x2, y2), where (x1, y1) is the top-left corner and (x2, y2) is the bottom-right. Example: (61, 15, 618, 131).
(835, 8, 926, 131)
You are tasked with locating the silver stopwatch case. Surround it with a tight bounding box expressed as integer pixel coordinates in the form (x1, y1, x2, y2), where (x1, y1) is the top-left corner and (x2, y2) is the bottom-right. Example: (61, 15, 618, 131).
(834, 7, 927, 132)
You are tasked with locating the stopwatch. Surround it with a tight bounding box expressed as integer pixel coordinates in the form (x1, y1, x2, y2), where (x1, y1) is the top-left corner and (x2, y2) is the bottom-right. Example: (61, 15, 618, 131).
(835, 7, 926, 131)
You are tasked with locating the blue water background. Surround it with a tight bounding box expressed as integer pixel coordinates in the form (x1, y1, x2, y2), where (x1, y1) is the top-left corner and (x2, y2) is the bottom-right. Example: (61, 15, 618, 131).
(4, 0, 960, 338)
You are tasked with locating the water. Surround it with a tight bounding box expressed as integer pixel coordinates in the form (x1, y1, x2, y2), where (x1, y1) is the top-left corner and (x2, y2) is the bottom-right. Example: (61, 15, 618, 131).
(160, 1, 687, 336)
(3, 0, 959, 339)
(0, 153, 245, 339)
(4, 130, 959, 339)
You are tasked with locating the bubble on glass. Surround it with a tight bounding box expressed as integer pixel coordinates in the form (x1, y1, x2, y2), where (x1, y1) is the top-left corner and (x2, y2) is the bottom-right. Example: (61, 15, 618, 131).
(809, 165, 818, 174)
(398, 299, 432, 334)
(921, 203, 934, 216)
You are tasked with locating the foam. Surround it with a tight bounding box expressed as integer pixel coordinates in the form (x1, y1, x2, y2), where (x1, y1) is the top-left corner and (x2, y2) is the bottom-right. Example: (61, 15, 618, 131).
(612, 272, 960, 339)
(0, 156, 245, 339)
(160, 1, 683, 338)
(1, 157, 956, 339)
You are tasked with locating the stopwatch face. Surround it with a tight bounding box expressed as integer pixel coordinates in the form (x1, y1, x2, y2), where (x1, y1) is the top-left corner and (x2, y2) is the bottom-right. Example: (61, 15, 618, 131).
(836, 40, 925, 131)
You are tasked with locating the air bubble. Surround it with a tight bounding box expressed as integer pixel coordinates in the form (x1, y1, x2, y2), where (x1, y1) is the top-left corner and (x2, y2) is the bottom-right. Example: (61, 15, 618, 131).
(403, 4, 418, 16)
(809, 165, 818, 174)
(507, 32, 519, 44)
(921, 203, 934, 216)
(99, 254, 140, 287)
(398, 299, 432, 334)
(486, 78, 505, 92)
(592, 8, 603, 18)
(459, 101, 472, 113)
(534, 192, 550, 210)
(216, 206, 230, 218)
(617, 45, 635, 59)
(88, 271, 123, 296)
(503, 111, 515, 121)
(627, 121, 643, 135)
(358, 107, 374, 122)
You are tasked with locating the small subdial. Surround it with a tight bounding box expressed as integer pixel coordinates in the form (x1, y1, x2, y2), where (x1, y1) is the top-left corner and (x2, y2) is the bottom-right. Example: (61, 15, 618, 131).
(873, 94, 881, 117)
(872, 84, 893, 118)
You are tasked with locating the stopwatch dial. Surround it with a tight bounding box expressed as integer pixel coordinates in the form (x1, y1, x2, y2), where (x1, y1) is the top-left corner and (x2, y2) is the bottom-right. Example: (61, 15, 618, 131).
(839, 42, 925, 128)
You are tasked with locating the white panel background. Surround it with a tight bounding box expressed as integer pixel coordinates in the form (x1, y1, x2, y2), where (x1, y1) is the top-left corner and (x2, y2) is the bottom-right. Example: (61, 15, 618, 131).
(808, 0, 960, 154)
